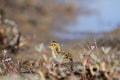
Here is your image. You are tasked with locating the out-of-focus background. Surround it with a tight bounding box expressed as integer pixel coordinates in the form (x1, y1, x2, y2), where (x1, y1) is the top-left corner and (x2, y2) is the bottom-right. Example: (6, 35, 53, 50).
(1, 0, 120, 41)
(0, 0, 120, 57)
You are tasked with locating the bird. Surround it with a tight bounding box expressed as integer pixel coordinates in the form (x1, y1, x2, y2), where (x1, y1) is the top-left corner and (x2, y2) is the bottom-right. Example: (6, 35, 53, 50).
(48, 41, 73, 70)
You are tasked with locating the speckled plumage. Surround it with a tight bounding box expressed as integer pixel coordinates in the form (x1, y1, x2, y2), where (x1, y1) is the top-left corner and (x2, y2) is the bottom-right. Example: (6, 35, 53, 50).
(49, 41, 73, 70)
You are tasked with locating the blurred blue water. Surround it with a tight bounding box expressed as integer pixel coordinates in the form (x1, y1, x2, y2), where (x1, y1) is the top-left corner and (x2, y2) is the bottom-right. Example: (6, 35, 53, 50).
(68, 0, 120, 33)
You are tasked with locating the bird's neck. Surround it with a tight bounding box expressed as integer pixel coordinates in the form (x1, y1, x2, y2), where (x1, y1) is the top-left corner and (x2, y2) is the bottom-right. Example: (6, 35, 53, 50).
(56, 47, 60, 53)
(52, 47, 61, 59)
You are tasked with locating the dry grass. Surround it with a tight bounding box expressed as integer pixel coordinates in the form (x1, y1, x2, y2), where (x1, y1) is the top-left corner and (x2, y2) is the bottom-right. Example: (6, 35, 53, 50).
(0, 42, 120, 80)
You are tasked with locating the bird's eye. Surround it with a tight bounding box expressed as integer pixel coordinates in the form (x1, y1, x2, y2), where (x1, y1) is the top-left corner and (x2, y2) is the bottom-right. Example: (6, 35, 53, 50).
(51, 44, 54, 46)
(53, 44, 56, 46)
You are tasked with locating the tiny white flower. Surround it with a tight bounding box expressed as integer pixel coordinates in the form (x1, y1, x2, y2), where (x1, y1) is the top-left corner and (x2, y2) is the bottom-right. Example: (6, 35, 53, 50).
(5, 57, 12, 62)
(35, 43, 44, 53)
(2, 49, 7, 56)
(101, 47, 111, 54)
(90, 45, 95, 50)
